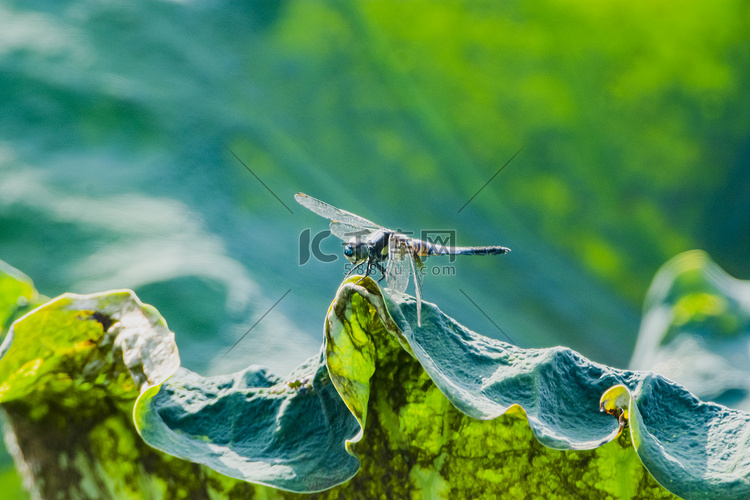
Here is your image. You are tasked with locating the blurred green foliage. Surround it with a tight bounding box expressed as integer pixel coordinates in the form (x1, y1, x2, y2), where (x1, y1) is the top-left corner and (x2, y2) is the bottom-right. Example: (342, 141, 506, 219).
(269, 0, 750, 300)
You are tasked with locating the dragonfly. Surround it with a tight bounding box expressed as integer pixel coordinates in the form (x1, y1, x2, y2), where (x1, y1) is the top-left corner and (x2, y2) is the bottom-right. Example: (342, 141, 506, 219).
(295, 193, 510, 326)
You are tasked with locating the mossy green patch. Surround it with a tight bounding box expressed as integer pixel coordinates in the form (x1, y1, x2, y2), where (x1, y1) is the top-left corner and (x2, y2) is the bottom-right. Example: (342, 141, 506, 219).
(0, 262, 37, 333)
(0, 287, 183, 499)
(0, 307, 104, 405)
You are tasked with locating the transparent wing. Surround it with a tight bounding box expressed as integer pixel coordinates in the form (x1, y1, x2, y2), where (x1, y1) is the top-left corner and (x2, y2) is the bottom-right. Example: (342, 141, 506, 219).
(329, 221, 380, 242)
(410, 254, 425, 326)
(385, 235, 412, 294)
(295, 193, 384, 229)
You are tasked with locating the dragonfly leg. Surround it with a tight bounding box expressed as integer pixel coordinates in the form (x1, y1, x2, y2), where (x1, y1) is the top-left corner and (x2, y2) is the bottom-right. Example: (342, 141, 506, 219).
(374, 262, 387, 282)
(345, 261, 365, 279)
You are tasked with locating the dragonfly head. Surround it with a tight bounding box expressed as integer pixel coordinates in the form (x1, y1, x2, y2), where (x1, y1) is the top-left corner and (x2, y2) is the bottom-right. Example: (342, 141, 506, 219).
(344, 239, 368, 264)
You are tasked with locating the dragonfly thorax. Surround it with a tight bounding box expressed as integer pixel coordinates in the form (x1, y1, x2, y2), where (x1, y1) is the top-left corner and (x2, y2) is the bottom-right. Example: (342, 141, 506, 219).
(344, 230, 391, 265)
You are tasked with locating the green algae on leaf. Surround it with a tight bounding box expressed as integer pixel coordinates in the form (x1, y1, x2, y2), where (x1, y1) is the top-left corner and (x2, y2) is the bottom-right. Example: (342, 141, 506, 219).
(323, 275, 412, 446)
(0, 290, 180, 405)
(0, 261, 39, 339)
(0, 285, 184, 499)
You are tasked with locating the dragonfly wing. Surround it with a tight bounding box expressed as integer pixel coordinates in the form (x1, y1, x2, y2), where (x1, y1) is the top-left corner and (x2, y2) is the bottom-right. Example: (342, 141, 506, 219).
(329, 221, 379, 242)
(295, 193, 384, 229)
(410, 254, 425, 326)
(385, 235, 411, 293)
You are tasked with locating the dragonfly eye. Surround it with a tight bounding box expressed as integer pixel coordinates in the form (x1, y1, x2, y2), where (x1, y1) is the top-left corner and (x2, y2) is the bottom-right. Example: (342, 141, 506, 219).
(344, 241, 366, 264)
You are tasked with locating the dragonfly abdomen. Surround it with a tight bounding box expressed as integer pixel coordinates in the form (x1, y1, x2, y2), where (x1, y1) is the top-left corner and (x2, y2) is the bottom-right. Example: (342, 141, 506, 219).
(450, 245, 511, 256)
(411, 240, 510, 256)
